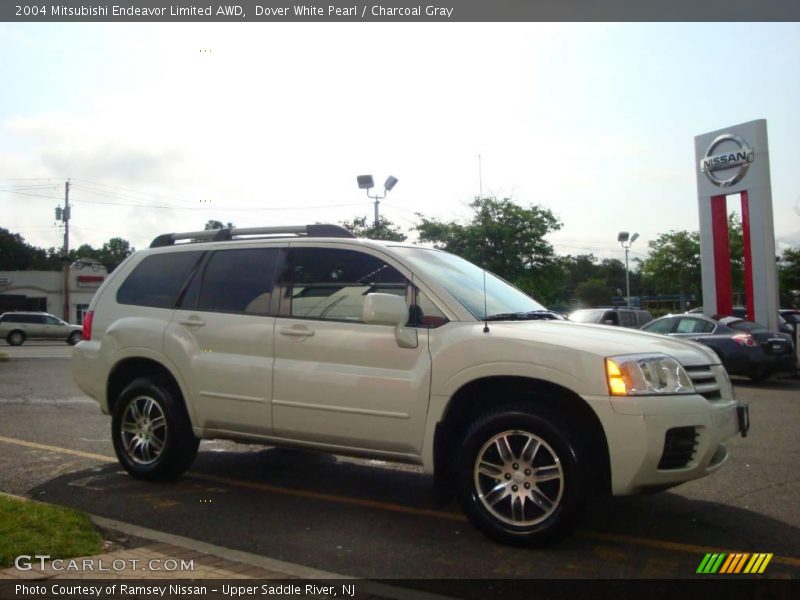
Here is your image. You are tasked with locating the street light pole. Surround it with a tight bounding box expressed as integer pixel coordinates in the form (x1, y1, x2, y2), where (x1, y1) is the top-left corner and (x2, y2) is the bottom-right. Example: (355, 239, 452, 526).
(356, 175, 399, 228)
(617, 231, 639, 308)
(624, 246, 631, 308)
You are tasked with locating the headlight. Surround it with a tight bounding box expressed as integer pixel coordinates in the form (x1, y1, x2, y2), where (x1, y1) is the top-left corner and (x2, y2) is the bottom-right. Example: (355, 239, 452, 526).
(605, 353, 694, 396)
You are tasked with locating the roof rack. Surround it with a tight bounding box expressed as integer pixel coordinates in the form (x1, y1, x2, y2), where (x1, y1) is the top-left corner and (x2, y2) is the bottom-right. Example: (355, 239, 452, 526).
(150, 224, 355, 248)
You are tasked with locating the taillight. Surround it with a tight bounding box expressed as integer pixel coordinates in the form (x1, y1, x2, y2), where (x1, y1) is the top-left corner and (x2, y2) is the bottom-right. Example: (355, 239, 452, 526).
(732, 333, 757, 347)
(82, 310, 94, 341)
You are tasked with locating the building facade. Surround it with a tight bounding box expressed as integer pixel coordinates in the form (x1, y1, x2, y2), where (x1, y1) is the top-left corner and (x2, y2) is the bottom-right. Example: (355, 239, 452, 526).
(0, 259, 108, 324)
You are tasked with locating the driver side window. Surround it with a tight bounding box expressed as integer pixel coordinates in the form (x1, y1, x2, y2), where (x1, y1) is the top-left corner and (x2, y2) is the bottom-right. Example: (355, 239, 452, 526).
(288, 248, 407, 322)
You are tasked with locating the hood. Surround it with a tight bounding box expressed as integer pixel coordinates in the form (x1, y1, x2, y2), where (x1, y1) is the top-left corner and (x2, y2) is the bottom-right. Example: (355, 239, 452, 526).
(489, 320, 720, 367)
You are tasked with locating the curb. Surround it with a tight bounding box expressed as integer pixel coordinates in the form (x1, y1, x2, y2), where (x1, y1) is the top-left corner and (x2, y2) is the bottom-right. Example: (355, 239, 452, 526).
(1, 492, 454, 600)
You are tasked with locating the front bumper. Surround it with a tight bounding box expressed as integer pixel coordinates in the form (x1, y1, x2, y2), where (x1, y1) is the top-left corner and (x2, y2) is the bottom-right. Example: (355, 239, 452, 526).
(584, 386, 745, 496)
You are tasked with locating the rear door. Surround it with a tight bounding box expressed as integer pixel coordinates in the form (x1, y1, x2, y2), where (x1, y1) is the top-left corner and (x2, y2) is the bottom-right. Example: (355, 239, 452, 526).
(21, 314, 45, 338)
(42, 315, 69, 339)
(271, 245, 432, 455)
(166, 246, 280, 436)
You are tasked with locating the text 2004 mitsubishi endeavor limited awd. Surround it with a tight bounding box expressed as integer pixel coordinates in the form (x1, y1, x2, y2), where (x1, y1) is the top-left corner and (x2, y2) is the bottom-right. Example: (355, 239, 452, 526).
(72, 224, 749, 546)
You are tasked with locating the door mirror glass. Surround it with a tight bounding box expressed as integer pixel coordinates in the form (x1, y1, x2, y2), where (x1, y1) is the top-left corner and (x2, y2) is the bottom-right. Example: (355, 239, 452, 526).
(363, 293, 408, 326)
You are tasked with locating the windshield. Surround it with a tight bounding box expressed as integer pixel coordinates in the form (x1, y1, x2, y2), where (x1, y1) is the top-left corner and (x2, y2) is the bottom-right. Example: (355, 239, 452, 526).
(393, 247, 546, 320)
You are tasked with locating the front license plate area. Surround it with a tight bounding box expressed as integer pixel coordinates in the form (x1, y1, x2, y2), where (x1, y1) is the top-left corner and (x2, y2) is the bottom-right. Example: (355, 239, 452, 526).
(737, 404, 750, 437)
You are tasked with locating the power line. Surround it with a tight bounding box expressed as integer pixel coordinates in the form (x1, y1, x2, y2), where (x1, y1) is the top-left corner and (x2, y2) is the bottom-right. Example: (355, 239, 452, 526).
(0, 189, 62, 200)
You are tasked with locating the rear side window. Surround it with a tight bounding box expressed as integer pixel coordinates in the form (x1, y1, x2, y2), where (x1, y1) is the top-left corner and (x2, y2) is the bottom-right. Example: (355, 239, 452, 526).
(618, 311, 635, 327)
(117, 252, 203, 308)
(643, 318, 674, 334)
(196, 248, 278, 315)
(675, 317, 714, 334)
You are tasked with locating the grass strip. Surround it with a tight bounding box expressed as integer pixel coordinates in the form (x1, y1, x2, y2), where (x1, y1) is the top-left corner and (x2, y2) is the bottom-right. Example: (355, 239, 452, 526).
(0, 495, 103, 568)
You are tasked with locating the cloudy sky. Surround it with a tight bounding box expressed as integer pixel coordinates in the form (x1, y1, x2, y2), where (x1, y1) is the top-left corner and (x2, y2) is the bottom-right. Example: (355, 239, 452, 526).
(1, 22, 799, 261)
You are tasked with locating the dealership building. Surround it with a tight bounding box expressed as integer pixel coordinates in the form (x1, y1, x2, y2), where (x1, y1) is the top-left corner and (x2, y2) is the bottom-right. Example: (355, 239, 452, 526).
(0, 259, 107, 324)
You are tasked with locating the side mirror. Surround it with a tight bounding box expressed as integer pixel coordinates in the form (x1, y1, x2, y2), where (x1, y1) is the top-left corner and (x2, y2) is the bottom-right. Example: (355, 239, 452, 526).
(363, 293, 407, 326)
(363, 293, 418, 349)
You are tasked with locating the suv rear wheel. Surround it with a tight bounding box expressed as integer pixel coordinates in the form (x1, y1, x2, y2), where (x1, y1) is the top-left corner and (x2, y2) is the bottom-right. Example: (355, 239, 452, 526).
(456, 405, 589, 546)
(111, 377, 199, 481)
(6, 330, 25, 346)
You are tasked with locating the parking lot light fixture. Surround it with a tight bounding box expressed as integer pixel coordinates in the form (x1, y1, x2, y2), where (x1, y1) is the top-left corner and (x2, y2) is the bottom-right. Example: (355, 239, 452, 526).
(619, 231, 639, 308)
(356, 174, 399, 227)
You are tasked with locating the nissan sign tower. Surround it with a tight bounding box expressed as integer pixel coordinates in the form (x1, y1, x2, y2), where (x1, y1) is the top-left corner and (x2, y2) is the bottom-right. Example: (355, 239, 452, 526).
(694, 119, 779, 331)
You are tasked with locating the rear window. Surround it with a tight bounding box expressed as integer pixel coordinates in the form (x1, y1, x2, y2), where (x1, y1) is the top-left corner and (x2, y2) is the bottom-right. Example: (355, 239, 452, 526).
(117, 252, 203, 308)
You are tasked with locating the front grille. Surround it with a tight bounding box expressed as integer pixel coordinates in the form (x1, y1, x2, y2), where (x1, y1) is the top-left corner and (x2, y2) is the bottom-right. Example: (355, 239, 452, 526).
(658, 426, 699, 469)
(685, 365, 722, 401)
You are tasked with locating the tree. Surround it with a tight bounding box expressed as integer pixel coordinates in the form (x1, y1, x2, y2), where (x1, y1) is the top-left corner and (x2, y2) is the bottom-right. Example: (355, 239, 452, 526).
(97, 238, 135, 272)
(0, 228, 43, 270)
(779, 247, 800, 307)
(639, 230, 701, 302)
(416, 197, 562, 303)
(204, 220, 235, 230)
(575, 278, 612, 306)
(340, 216, 407, 241)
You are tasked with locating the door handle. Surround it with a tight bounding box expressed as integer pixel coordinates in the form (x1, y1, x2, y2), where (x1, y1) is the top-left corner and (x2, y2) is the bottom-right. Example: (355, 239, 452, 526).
(178, 316, 206, 327)
(280, 325, 315, 338)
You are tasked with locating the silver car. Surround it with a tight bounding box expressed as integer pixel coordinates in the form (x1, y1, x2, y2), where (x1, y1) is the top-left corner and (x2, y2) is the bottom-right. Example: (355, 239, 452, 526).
(0, 312, 82, 346)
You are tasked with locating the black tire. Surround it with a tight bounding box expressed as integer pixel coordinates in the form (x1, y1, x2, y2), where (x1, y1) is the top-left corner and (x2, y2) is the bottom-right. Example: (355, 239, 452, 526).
(455, 404, 590, 547)
(67, 331, 82, 345)
(111, 377, 199, 481)
(749, 366, 770, 383)
(6, 330, 25, 346)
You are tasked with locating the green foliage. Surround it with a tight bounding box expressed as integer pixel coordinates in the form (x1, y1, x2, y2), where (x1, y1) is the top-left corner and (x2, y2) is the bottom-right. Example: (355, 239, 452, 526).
(574, 277, 612, 306)
(340, 215, 407, 241)
(0, 228, 134, 273)
(639, 230, 701, 299)
(204, 219, 235, 230)
(415, 197, 562, 303)
(98, 237, 135, 272)
(779, 247, 800, 306)
(0, 228, 47, 270)
(0, 496, 102, 567)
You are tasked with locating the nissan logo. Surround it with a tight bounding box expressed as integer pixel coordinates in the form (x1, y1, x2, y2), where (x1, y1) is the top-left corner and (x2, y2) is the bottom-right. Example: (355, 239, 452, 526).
(700, 133, 755, 188)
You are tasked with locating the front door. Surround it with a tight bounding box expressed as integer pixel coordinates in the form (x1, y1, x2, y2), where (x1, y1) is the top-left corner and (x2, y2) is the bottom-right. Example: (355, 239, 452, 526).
(272, 246, 432, 456)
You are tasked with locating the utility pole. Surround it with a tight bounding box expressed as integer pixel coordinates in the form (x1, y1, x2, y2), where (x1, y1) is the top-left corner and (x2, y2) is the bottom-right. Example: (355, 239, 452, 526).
(62, 180, 71, 321)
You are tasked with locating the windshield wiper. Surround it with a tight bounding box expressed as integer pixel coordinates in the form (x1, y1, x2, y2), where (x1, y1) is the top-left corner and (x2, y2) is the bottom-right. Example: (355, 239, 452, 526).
(484, 310, 563, 322)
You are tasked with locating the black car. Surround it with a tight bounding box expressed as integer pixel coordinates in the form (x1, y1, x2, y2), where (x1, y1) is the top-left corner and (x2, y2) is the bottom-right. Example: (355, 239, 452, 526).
(641, 314, 795, 381)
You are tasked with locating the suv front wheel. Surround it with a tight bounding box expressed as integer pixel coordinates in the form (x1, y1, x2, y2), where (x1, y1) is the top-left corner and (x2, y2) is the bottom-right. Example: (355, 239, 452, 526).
(111, 377, 199, 481)
(456, 406, 589, 546)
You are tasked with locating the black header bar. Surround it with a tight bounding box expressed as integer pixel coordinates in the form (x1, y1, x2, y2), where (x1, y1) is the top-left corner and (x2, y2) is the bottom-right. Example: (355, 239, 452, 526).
(3, 1, 800, 23)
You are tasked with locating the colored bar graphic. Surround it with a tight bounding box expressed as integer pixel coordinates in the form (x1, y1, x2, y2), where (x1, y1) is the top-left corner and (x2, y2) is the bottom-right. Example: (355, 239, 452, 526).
(697, 553, 727, 574)
(744, 553, 774, 574)
(698, 552, 773, 575)
(719, 553, 749, 573)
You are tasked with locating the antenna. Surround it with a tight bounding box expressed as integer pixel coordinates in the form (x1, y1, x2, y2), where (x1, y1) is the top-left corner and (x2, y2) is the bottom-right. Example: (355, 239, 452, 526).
(478, 154, 483, 199)
(482, 268, 489, 333)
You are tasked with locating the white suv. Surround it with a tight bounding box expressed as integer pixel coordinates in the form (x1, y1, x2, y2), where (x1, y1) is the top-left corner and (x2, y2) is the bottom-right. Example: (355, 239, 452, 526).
(72, 224, 749, 546)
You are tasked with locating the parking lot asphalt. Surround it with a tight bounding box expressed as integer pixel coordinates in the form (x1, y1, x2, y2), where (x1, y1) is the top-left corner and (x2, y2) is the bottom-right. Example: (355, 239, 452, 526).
(0, 352, 798, 586)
